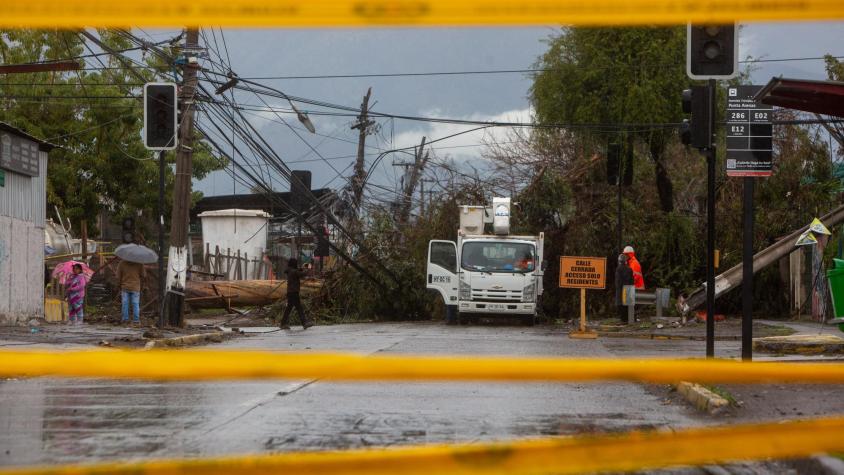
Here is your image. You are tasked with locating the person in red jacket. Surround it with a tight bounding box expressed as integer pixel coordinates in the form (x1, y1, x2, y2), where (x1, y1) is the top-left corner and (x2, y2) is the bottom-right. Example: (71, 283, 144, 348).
(623, 245, 645, 289)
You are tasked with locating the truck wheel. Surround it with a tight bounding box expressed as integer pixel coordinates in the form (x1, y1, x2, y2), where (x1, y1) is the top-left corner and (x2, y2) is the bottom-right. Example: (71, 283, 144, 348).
(521, 315, 535, 326)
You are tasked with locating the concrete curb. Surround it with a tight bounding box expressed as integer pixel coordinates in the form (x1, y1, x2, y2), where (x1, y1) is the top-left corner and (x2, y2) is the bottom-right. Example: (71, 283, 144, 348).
(676, 381, 729, 415)
(597, 332, 740, 341)
(753, 335, 844, 355)
(144, 332, 225, 349)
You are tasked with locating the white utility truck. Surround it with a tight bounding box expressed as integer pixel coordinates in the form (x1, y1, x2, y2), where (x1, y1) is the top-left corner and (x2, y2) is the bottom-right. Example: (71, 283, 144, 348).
(426, 197, 545, 325)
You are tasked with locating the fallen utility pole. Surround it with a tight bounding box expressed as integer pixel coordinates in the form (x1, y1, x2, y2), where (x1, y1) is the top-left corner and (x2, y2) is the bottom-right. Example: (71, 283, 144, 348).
(163, 28, 200, 328)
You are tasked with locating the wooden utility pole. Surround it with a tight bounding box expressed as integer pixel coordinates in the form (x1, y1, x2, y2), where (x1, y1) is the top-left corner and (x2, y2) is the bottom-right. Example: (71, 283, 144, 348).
(163, 28, 200, 327)
(350, 88, 373, 214)
(421, 178, 437, 218)
(397, 137, 428, 225)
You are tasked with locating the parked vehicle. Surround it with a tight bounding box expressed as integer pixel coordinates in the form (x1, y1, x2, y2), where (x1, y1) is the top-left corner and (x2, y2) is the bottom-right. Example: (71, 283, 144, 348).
(426, 197, 545, 325)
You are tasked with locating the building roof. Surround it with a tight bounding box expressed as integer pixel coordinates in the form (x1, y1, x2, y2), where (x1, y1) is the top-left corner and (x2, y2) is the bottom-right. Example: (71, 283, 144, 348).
(191, 188, 335, 220)
(197, 209, 272, 218)
(0, 121, 58, 151)
(754, 77, 844, 118)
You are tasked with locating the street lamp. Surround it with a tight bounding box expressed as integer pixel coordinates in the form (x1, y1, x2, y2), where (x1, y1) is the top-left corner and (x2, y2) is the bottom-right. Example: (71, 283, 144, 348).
(215, 73, 316, 134)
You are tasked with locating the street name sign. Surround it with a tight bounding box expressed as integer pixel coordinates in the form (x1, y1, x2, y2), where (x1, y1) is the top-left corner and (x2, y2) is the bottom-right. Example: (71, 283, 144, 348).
(726, 85, 773, 177)
(559, 256, 606, 290)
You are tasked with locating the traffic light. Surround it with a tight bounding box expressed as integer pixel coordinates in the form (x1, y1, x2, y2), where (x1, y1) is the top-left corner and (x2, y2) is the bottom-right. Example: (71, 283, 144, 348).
(687, 24, 738, 80)
(607, 143, 620, 186)
(681, 86, 711, 150)
(143, 83, 178, 150)
(290, 170, 312, 214)
(607, 142, 633, 186)
(122, 217, 135, 244)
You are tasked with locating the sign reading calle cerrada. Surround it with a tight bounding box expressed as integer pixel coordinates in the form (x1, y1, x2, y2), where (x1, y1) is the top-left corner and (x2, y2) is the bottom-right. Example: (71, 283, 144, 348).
(559, 256, 606, 290)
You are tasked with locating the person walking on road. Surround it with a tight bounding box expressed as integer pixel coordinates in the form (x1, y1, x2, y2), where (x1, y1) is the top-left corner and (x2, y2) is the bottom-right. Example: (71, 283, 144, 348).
(623, 245, 645, 289)
(66, 263, 88, 325)
(615, 254, 634, 324)
(281, 258, 313, 330)
(117, 259, 145, 324)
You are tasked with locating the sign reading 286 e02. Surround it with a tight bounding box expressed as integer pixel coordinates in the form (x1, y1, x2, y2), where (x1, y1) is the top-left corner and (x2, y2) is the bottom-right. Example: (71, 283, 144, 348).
(726, 85, 773, 177)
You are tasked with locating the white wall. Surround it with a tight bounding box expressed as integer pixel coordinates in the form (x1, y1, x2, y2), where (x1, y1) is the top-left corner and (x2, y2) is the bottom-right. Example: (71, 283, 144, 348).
(201, 211, 269, 280)
(0, 215, 44, 325)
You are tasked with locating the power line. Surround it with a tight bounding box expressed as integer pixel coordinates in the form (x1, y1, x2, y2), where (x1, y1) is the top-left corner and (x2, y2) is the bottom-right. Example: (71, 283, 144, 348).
(202, 55, 844, 81)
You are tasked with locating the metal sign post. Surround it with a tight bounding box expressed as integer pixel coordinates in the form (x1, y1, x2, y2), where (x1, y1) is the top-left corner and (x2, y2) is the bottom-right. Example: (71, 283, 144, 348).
(726, 85, 773, 361)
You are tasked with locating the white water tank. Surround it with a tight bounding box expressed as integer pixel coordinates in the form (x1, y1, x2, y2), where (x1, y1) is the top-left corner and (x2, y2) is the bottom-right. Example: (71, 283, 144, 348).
(492, 197, 511, 235)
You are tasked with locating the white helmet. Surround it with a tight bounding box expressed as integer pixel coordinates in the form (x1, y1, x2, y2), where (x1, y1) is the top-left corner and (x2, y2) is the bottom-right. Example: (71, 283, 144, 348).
(623, 245, 635, 253)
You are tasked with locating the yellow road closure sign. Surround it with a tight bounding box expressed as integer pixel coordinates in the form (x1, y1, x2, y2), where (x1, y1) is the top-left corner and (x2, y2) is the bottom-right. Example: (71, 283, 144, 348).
(559, 256, 605, 289)
(1, 0, 843, 27)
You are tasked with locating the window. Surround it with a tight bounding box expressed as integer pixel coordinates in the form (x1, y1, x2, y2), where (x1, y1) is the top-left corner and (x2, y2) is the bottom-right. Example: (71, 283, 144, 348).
(430, 241, 456, 273)
(461, 242, 535, 273)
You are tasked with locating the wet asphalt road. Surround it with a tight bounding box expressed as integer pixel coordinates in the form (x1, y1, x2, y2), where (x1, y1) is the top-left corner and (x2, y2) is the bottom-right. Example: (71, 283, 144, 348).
(1, 323, 726, 467)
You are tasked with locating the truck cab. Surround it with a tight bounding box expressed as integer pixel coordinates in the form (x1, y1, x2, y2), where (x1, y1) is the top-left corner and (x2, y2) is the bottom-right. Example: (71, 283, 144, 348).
(427, 198, 545, 325)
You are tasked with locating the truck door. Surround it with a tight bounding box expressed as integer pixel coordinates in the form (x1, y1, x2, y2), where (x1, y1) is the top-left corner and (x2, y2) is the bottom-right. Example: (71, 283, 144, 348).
(427, 240, 458, 305)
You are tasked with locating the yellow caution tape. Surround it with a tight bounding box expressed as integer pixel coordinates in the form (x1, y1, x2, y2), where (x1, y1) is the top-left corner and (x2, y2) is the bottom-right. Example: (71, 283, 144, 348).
(4, 416, 844, 475)
(1, 0, 843, 28)
(3, 349, 844, 383)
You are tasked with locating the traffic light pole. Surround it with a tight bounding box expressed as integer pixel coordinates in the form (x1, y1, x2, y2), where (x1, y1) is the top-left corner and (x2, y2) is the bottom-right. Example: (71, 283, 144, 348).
(706, 78, 716, 359)
(706, 79, 718, 358)
(742, 177, 754, 361)
(157, 150, 165, 328)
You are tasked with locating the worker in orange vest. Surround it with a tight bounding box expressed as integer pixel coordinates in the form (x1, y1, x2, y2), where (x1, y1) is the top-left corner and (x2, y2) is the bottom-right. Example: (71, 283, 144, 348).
(623, 245, 645, 289)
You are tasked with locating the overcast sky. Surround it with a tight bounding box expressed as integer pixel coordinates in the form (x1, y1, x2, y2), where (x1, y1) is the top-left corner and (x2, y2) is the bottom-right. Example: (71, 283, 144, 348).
(180, 22, 843, 197)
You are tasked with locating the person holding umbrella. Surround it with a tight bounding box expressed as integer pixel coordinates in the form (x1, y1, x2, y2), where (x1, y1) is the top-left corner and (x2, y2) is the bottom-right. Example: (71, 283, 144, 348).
(51, 261, 94, 325)
(115, 243, 157, 325)
(117, 259, 145, 324)
(66, 264, 88, 325)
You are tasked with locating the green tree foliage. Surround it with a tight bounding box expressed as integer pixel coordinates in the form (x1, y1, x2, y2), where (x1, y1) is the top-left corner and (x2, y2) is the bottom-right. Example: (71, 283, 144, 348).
(0, 29, 224, 236)
(531, 27, 691, 212)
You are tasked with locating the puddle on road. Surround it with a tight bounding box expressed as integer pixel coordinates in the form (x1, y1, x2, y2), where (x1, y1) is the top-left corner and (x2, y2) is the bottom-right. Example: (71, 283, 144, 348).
(260, 412, 666, 451)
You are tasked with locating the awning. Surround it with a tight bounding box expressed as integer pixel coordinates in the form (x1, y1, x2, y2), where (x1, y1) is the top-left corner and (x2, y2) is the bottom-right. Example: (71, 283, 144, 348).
(754, 77, 844, 118)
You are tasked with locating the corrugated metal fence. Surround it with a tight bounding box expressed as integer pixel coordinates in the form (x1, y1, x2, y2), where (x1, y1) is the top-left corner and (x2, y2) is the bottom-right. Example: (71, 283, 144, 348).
(0, 152, 47, 227)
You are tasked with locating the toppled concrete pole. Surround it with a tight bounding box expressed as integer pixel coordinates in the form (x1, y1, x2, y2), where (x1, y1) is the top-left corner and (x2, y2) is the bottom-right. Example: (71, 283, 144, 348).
(682, 203, 844, 313)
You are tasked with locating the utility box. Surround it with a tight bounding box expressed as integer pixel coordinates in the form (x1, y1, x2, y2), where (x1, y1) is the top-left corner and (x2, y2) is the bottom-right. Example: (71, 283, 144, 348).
(459, 205, 486, 235)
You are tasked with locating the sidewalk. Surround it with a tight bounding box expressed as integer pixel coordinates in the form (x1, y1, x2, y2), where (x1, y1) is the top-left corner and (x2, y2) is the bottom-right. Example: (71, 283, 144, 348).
(0, 319, 232, 349)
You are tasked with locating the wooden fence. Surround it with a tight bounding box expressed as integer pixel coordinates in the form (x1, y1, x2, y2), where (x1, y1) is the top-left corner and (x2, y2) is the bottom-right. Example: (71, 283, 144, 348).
(200, 244, 274, 281)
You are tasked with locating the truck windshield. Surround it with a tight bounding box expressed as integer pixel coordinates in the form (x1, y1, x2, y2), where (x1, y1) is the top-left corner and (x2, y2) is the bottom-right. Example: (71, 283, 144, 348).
(461, 242, 535, 273)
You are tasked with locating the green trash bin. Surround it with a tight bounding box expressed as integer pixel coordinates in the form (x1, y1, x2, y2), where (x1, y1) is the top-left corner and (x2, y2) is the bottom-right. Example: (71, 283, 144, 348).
(827, 266, 844, 332)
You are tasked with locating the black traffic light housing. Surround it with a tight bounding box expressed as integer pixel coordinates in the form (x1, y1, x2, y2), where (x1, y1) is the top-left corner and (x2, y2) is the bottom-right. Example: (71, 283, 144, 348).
(122, 217, 136, 244)
(606, 142, 633, 187)
(681, 86, 711, 150)
(687, 24, 737, 80)
(143, 83, 178, 150)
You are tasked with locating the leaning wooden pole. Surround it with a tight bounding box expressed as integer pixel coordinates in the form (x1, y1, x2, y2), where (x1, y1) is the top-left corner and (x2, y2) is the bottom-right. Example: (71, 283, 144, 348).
(163, 28, 200, 327)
